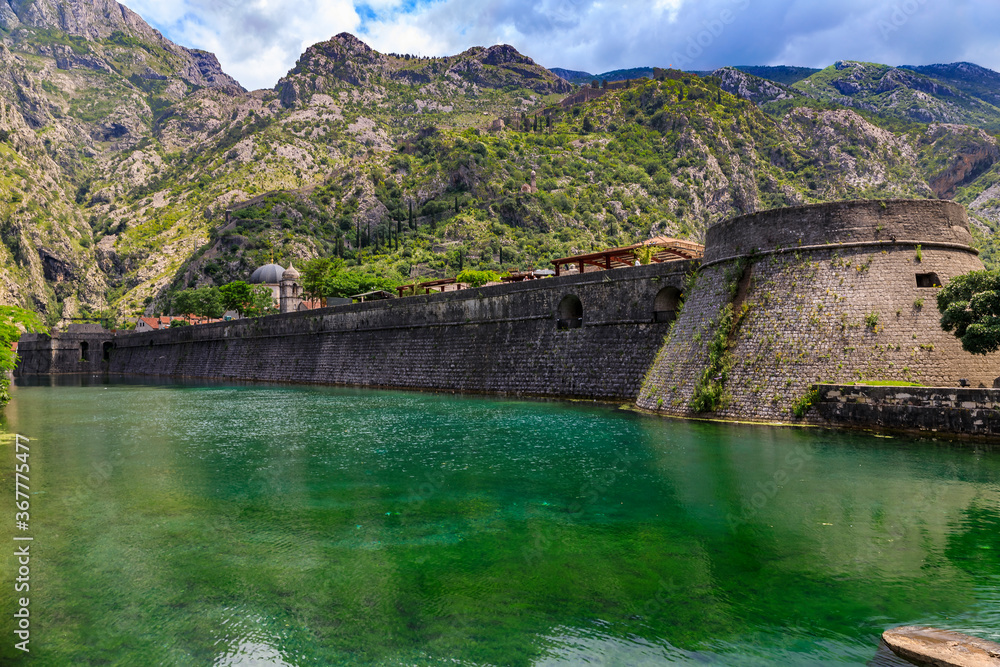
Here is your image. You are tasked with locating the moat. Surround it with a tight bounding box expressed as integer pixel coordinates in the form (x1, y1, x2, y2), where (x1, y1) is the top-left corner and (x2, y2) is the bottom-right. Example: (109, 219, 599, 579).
(2, 376, 999, 666)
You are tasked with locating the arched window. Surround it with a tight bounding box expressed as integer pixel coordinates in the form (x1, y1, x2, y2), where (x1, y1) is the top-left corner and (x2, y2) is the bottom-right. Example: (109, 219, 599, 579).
(102, 341, 113, 362)
(653, 286, 682, 323)
(557, 295, 583, 329)
(916, 273, 941, 288)
(80, 341, 89, 362)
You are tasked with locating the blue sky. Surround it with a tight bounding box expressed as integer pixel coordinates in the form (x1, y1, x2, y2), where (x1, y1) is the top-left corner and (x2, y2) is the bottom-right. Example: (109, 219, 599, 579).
(120, 0, 1000, 91)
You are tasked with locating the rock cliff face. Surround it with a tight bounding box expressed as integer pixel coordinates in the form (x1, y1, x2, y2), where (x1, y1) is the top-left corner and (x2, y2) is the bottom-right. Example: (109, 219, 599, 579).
(925, 125, 999, 199)
(1, 0, 243, 91)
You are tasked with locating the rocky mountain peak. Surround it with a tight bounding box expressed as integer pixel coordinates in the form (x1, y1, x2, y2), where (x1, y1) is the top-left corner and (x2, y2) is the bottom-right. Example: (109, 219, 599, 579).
(458, 43, 534, 67)
(712, 66, 796, 104)
(332, 32, 373, 54)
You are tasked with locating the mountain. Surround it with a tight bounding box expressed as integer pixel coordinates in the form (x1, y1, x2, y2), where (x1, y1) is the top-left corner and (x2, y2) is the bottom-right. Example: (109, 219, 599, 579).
(2, 0, 1000, 324)
(731, 65, 819, 86)
(901, 62, 1000, 109)
(549, 67, 591, 84)
(548, 67, 654, 86)
(792, 61, 1000, 131)
(711, 67, 803, 105)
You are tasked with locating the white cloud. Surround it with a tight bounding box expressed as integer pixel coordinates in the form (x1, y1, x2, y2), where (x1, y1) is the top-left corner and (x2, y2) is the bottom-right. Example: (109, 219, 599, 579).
(120, 0, 1000, 90)
(121, 0, 362, 90)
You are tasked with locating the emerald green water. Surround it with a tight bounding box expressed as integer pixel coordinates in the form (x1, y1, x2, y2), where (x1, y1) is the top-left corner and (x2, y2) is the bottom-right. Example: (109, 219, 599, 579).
(1, 377, 998, 666)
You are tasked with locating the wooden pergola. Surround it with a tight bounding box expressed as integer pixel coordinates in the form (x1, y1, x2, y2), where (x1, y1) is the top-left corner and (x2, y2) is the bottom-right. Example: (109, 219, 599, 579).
(551, 236, 704, 276)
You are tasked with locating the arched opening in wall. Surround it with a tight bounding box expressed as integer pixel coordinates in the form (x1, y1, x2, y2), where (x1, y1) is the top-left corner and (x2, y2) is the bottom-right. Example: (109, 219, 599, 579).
(557, 295, 583, 329)
(102, 341, 113, 362)
(916, 273, 941, 288)
(653, 287, 682, 323)
(80, 341, 89, 362)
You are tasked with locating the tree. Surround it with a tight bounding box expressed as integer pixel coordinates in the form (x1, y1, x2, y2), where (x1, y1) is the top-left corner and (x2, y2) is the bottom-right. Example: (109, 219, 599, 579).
(195, 287, 224, 318)
(301, 258, 333, 302)
(938, 270, 1000, 355)
(243, 285, 279, 318)
(219, 281, 255, 316)
(172, 290, 195, 316)
(326, 272, 397, 298)
(0, 306, 46, 408)
(173, 287, 223, 318)
(457, 269, 502, 287)
(582, 116, 594, 133)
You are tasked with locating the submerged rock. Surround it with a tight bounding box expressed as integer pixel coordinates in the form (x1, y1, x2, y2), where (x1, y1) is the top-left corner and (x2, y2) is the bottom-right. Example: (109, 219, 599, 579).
(882, 626, 1000, 667)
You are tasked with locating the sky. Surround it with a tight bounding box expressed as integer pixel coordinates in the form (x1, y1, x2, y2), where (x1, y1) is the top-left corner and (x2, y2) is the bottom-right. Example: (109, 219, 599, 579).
(120, 0, 1000, 91)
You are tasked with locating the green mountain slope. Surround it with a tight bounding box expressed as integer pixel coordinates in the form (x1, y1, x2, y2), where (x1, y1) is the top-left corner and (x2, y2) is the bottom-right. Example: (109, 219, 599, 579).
(792, 61, 1000, 131)
(3, 1, 1000, 323)
(163, 73, 997, 314)
(901, 62, 1000, 109)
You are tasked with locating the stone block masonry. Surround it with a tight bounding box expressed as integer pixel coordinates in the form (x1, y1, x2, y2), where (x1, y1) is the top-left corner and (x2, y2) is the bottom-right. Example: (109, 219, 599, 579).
(16, 263, 694, 402)
(637, 199, 1000, 423)
(816, 385, 1000, 438)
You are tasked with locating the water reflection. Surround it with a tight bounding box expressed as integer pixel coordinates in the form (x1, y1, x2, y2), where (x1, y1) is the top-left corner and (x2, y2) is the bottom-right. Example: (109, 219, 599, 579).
(215, 640, 297, 667)
(1, 380, 998, 666)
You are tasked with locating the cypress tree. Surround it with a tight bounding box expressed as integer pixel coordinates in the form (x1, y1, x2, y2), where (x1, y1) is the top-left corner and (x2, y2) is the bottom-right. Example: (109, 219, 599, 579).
(454, 196, 459, 214)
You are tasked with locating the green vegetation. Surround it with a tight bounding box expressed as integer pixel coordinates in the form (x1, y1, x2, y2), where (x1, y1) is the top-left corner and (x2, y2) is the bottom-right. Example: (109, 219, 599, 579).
(790, 388, 820, 418)
(171, 287, 224, 318)
(937, 270, 1000, 354)
(0, 306, 46, 408)
(690, 304, 736, 413)
(456, 269, 502, 287)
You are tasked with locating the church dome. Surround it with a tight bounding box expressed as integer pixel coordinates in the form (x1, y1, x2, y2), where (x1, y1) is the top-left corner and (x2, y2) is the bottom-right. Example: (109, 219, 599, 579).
(282, 264, 300, 280)
(249, 263, 286, 284)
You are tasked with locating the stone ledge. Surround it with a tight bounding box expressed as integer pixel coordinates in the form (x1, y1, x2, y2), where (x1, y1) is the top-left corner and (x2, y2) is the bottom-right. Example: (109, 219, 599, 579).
(815, 384, 1000, 439)
(882, 626, 1000, 667)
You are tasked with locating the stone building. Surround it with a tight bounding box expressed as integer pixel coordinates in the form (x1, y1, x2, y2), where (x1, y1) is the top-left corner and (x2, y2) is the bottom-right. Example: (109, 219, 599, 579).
(249, 263, 286, 303)
(637, 199, 1000, 422)
(279, 264, 303, 314)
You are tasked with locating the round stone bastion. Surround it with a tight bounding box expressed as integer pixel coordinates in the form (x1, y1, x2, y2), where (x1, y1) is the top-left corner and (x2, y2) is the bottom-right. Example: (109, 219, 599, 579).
(637, 199, 1000, 423)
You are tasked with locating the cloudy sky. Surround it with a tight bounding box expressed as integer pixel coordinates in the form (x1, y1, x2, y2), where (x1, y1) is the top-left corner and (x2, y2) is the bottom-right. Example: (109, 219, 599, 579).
(120, 0, 1000, 91)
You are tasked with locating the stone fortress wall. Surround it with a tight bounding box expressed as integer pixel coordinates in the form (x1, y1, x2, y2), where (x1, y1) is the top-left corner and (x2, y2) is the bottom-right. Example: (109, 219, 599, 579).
(17, 198, 1000, 431)
(635, 199, 1000, 422)
(16, 263, 693, 402)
